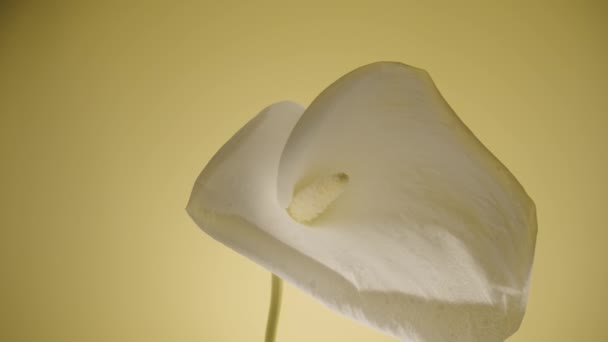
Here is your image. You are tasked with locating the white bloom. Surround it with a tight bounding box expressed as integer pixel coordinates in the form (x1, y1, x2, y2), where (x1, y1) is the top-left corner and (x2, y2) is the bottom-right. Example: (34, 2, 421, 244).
(187, 62, 537, 342)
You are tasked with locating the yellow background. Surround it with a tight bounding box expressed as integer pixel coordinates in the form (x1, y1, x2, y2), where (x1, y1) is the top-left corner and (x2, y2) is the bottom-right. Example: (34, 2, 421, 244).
(1, 1, 606, 341)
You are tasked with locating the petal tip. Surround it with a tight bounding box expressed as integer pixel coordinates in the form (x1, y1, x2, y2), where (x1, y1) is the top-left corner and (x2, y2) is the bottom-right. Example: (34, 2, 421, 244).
(357, 61, 430, 77)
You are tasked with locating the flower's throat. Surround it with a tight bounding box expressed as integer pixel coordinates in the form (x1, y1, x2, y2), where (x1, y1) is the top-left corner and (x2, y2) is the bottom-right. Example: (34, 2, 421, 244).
(287, 172, 349, 224)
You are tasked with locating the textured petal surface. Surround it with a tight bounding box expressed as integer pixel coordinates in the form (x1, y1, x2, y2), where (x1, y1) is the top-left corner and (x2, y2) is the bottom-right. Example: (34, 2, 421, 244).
(276, 62, 536, 340)
(187, 63, 537, 342)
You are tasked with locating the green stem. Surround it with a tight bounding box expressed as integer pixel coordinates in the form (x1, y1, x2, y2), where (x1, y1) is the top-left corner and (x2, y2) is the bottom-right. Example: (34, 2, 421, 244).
(265, 273, 283, 342)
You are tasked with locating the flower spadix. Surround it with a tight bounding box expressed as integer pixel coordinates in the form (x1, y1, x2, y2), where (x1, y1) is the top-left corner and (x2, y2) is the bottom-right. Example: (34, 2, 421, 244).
(287, 172, 350, 223)
(187, 62, 537, 342)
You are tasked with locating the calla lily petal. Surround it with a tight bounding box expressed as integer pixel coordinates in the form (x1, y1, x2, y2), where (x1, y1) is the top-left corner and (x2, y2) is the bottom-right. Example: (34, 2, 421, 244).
(187, 62, 537, 342)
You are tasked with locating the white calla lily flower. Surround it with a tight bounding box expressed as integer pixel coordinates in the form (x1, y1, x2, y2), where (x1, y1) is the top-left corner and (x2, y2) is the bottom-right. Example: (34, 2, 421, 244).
(187, 62, 537, 342)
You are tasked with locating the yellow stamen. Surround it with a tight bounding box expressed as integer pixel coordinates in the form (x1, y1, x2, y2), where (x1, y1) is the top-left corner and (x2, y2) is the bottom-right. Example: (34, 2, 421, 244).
(287, 172, 349, 224)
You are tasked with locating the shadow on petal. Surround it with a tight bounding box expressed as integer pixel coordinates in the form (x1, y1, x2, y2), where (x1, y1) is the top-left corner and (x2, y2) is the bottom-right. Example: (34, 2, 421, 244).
(186, 205, 521, 342)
